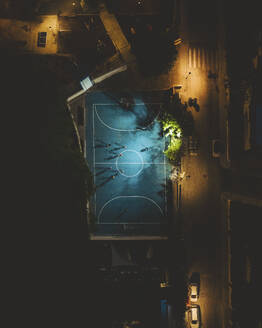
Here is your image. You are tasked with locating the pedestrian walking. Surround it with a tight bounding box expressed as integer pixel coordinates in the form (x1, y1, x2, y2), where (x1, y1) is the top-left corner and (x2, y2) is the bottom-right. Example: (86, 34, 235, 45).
(185, 72, 191, 79)
(188, 97, 193, 107)
(130, 27, 136, 35)
(112, 171, 119, 179)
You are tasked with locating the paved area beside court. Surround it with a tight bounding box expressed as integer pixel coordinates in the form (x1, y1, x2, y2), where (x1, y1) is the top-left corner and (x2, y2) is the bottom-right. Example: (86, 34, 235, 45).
(0, 15, 58, 54)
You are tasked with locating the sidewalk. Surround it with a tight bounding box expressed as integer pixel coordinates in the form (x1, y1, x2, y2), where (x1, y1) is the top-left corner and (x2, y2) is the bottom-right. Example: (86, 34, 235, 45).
(217, 0, 231, 169)
(99, 4, 134, 64)
(171, 1, 228, 328)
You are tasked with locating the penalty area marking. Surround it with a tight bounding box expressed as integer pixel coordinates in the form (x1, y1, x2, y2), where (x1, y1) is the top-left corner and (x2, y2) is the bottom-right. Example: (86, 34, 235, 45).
(98, 195, 164, 223)
(94, 104, 162, 132)
(93, 103, 163, 105)
(95, 162, 167, 165)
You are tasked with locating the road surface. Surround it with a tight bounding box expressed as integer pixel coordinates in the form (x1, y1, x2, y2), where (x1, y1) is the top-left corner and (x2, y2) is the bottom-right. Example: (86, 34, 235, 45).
(171, 0, 228, 327)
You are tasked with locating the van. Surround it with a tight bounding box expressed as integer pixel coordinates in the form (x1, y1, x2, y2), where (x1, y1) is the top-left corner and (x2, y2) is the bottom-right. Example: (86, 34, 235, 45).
(188, 305, 200, 328)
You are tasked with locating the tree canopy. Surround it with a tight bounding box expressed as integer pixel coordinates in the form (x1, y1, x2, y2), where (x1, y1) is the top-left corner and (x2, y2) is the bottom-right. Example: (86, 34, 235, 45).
(159, 95, 194, 162)
(132, 29, 178, 77)
(1, 52, 93, 224)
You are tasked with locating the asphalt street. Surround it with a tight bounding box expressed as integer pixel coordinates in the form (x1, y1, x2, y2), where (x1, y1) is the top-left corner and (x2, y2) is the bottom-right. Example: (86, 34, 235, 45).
(172, 0, 228, 327)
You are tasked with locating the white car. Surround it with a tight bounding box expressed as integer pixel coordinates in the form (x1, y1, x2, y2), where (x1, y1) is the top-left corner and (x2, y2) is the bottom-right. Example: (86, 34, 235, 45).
(189, 283, 199, 302)
(188, 305, 200, 328)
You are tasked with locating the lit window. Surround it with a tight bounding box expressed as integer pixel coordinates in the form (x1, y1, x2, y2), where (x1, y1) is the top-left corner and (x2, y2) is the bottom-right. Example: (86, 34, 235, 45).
(37, 32, 47, 47)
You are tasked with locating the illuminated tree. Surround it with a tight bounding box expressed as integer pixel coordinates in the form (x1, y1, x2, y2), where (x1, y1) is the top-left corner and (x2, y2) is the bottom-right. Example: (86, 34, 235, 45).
(159, 96, 194, 162)
(159, 113, 182, 162)
(162, 115, 183, 161)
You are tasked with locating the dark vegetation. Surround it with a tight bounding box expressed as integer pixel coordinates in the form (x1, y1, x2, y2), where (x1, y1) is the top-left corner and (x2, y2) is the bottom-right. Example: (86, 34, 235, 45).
(0, 53, 95, 221)
(1, 51, 102, 326)
(114, 0, 177, 77)
(226, 2, 259, 85)
(105, 0, 174, 18)
(0, 0, 40, 20)
(132, 28, 178, 77)
(9, 54, 94, 224)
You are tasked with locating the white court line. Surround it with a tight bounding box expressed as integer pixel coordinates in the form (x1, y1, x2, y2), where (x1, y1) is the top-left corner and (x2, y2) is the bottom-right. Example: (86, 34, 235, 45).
(164, 140, 167, 216)
(92, 102, 168, 222)
(92, 107, 97, 216)
(94, 103, 163, 105)
(95, 106, 160, 132)
(95, 162, 167, 165)
(99, 222, 163, 225)
(98, 195, 164, 223)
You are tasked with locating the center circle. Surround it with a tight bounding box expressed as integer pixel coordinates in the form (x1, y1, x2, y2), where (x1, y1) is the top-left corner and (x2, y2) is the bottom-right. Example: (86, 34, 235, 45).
(116, 150, 144, 178)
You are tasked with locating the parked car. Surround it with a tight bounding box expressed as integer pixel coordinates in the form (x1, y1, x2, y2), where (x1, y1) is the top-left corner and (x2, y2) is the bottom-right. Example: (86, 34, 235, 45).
(188, 305, 201, 328)
(189, 283, 199, 302)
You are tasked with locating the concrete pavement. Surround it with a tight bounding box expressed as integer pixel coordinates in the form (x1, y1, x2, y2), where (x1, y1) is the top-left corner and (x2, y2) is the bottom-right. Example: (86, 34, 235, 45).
(99, 4, 135, 64)
(0, 15, 59, 54)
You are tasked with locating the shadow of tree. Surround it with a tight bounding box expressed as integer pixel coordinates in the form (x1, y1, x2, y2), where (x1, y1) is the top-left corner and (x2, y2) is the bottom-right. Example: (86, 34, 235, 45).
(162, 93, 195, 137)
